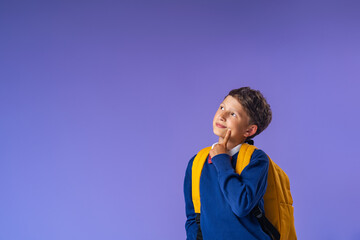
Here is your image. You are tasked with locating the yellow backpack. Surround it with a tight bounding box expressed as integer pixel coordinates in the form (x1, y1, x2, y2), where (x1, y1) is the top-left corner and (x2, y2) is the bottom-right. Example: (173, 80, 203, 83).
(192, 143, 297, 240)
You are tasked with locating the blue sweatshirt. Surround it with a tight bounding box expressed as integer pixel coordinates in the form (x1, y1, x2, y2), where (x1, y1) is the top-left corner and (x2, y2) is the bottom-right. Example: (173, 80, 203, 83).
(183, 147, 271, 240)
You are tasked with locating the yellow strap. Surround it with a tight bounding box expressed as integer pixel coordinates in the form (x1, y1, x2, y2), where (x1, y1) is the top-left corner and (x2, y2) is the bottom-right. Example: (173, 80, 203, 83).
(235, 143, 257, 175)
(191, 147, 211, 213)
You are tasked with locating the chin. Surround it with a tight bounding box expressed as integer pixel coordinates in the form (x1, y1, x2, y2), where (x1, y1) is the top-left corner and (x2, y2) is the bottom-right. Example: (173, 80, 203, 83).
(213, 128, 224, 137)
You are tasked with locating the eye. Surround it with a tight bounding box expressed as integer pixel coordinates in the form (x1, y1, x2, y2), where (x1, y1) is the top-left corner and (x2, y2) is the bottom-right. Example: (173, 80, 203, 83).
(231, 112, 236, 117)
(220, 106, 224, 110)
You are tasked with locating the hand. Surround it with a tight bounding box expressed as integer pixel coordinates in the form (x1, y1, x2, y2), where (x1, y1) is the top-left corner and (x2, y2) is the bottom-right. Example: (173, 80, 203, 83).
(209, 129, 231, 158)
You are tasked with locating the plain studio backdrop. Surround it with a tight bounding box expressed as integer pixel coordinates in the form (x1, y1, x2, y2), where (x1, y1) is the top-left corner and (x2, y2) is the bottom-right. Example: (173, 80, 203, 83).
(1, 0, 360, 239)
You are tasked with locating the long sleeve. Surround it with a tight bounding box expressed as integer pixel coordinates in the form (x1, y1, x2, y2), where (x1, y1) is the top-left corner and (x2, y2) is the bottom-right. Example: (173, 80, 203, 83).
(183, 155, 198, 240)
(211, 149, 269, 218)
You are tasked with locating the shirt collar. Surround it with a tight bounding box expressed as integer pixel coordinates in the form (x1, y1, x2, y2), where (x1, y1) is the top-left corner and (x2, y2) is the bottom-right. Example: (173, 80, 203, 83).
(211, 142, 242, 157)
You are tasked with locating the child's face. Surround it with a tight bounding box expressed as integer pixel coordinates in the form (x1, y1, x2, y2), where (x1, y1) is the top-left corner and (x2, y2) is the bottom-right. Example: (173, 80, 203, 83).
(213, 95, 256, 145)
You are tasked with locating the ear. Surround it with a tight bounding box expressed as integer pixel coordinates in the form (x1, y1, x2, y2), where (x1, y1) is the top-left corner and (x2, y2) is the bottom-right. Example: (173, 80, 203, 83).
(244, 125, 258, 138)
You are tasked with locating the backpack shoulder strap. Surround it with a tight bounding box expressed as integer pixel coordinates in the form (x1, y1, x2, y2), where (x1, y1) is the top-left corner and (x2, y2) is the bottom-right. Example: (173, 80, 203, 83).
(191, 146, 211, 214)
(235, 143, 257, 175)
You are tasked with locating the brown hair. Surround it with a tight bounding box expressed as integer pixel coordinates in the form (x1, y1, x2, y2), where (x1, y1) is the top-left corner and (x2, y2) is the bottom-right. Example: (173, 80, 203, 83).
(227, 87, 272, 139)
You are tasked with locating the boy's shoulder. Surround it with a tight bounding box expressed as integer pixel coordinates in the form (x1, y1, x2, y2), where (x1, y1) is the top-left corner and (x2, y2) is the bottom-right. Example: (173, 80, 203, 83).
(251, 148, 269, 161)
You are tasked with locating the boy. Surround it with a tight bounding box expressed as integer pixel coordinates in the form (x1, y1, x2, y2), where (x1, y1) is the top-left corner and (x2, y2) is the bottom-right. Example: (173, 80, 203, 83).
(183, 87, 273, 240)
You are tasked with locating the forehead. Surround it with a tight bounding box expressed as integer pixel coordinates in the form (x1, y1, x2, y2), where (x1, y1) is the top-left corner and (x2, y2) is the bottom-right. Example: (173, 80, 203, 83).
(222, 95, 244, 111)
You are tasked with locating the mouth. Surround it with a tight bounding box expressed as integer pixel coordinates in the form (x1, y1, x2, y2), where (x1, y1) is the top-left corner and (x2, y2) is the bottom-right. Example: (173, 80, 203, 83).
(215, 123, 227, 128)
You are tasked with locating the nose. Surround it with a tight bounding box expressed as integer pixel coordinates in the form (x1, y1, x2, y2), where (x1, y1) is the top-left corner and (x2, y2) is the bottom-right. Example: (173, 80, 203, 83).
(219, 111, 227, 121)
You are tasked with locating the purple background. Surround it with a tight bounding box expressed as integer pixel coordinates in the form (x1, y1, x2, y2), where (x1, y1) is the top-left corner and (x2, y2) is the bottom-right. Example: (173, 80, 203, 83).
(1, 1, 360, 239)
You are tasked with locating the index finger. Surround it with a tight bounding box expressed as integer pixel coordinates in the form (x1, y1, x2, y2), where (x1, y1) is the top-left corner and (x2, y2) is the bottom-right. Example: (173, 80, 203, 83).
(222, 128, 231, 146)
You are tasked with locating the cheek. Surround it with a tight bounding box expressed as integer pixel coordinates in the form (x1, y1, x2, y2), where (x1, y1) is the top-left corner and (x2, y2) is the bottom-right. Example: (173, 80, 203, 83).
(212, 114, 217, 125)
(228, 120, 242, 133)
(213, 111, 220, 120)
